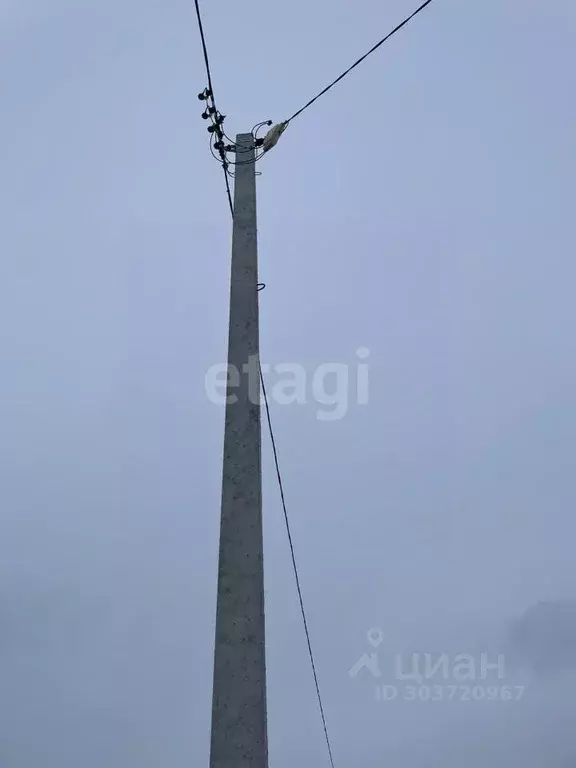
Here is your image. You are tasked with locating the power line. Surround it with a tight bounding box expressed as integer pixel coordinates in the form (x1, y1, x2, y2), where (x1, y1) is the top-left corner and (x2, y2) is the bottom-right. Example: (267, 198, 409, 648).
(193, 0, 214, 97)
(222, 192, 335, 764)
(259, 364, 336, 768)
(287, 0, 435, 124)
(193, 0, 234, 214)
(222, 165, 233, 216)
(220, 170, 336, 766)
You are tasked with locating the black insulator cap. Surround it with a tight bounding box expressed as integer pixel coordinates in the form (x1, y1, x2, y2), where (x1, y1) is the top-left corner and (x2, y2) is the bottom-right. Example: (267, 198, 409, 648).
(207, 125, 216, 133)
(198, 91, 206, 100)
(201, 110, 209, 119)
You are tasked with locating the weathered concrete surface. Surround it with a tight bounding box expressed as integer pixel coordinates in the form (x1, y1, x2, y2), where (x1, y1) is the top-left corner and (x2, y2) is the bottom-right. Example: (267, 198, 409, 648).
(210, 134, 268, 768)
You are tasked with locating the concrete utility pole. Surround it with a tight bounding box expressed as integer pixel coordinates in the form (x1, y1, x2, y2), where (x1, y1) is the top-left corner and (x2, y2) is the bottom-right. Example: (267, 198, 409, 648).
(210, 134, 268, 768)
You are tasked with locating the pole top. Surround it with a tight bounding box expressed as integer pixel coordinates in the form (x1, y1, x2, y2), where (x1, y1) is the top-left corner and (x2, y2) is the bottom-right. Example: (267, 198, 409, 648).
(236, 132, 255, 146)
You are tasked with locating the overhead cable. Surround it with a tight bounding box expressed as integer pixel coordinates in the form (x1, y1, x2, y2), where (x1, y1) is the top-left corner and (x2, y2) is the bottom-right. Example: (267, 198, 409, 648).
(220, 181, 336, 768)
(259, 363, 336, 768)
(193, 0, 234, 213)
(286, 0, 435, 124)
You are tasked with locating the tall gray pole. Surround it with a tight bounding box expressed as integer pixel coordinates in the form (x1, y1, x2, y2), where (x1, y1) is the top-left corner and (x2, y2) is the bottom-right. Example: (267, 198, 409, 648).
(210, 134, 268, 768)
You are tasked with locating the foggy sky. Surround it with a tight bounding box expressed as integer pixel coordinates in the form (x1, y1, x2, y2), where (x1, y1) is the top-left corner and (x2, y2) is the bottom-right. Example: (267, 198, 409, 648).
(1, 0, 575, 765)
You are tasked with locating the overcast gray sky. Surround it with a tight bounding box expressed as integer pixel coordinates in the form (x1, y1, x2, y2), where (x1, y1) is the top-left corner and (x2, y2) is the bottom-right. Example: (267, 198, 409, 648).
(1, 0, 576, 765)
